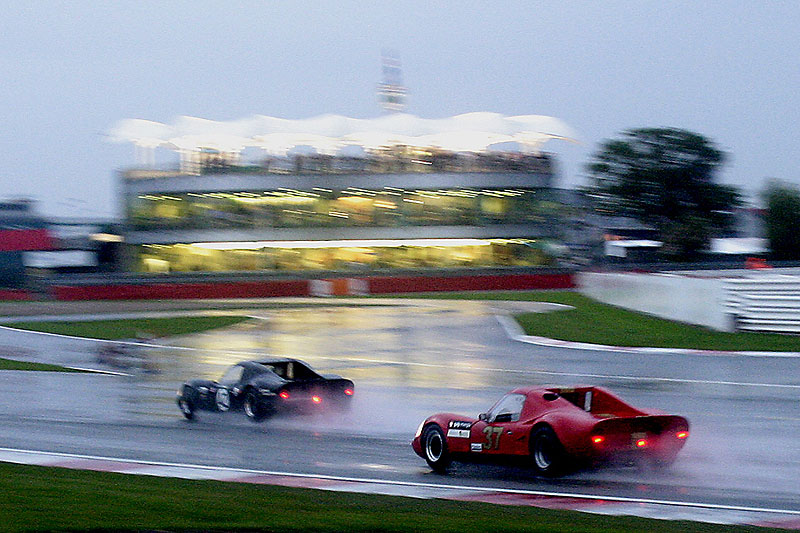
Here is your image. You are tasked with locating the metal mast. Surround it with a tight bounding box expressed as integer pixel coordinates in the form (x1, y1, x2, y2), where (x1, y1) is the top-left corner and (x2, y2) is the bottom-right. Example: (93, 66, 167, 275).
(377, 50, 407, 113)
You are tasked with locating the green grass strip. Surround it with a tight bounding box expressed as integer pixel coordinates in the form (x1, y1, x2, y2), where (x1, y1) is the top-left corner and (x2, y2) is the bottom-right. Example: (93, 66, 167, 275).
(383, 291, 800, 352)
(0, 359, 83, 372)
(6, 315, 250, 340)
(0, 462, 775, 533)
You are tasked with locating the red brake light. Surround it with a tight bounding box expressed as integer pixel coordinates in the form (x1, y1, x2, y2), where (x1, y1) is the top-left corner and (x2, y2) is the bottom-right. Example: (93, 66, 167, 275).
(676, 431, 689, 439)
(279, 390, 290, 400)
(591, 435, 605, 445)
(344, 388, 354, 396)
(311, 395, 322, 404)
(636, 439, 648, 448)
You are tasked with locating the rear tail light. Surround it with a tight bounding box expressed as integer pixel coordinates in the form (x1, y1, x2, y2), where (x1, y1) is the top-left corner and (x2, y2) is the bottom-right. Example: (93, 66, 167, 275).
(635, 438, 648, 448)
(279, 390, 290, 400)
(591, 435, 605, 445)
(344, 388, 354, 396)
(311, 395, 322, 404)
(676, 431, 689, 439)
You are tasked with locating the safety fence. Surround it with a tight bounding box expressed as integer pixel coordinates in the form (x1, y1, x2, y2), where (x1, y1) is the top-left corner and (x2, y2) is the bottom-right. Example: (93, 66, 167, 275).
(580, 270, 800, 333)
(725, 275, 800, 333)
(578, 271, 730, 331)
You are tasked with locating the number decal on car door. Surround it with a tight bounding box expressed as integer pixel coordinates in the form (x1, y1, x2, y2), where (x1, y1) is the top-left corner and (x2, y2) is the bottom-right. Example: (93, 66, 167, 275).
(482, 426, 503, 450)
(215, 388, 230, 411)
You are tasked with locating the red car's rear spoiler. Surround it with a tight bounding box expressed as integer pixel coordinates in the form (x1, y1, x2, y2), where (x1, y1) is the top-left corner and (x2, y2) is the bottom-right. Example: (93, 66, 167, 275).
(592, 414, 689, 439)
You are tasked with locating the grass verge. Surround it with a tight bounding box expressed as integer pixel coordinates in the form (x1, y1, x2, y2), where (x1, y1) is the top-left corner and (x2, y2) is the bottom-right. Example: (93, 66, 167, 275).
(5, 315, 250, 340)
(0, 359, 84, 372)
(382, 290, 800, 351)
(0, 462, 776, 533)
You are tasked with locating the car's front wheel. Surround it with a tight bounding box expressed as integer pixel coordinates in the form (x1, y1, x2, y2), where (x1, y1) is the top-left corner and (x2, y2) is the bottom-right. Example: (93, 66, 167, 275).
(422, 424, 451, 473)
(530, 425, 566, 476)
(243, 390, 267, 423)
(178, 397, 195, 421)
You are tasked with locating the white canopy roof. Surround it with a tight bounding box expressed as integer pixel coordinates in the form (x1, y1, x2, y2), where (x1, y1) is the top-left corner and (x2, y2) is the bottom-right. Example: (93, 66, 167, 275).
(108, 112, 577, 156)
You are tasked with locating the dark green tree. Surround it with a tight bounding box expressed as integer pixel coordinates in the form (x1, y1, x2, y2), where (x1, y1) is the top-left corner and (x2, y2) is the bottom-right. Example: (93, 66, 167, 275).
(586, 127, 742, 260)
(762, 180, 800, 260)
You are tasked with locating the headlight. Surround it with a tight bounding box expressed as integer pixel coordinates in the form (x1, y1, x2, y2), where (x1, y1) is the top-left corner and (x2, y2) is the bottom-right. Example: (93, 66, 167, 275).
(414, 420, 425, 438)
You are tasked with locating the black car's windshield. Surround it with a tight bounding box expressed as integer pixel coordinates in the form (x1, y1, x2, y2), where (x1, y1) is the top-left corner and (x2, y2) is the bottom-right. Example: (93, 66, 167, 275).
(260, 361, 320, 381)
(218, 364, 244, 386)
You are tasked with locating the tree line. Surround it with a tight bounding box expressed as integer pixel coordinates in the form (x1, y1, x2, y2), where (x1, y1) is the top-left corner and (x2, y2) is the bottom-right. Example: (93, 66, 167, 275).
(584, 127, 798, 261)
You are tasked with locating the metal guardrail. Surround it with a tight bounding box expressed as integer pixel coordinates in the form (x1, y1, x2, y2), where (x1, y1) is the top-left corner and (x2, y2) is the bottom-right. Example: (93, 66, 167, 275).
(725, 276, 800, 333)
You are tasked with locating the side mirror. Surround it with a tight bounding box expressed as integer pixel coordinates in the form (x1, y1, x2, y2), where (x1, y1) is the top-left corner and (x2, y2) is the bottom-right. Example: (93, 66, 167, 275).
(478, 413, 488, 421)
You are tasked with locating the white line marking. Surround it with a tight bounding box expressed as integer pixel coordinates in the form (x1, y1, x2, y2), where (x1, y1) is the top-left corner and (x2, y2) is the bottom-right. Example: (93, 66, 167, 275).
(65, 367, 131, 376)
(0, 447, 798, 517)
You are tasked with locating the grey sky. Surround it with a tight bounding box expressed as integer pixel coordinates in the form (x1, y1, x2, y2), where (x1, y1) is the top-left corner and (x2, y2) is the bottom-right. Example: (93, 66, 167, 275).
(2, 2, 798, 218)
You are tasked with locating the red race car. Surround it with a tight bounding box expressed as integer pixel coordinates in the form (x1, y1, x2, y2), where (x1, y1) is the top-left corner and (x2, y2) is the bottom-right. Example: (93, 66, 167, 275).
(412, 386, 689, 476)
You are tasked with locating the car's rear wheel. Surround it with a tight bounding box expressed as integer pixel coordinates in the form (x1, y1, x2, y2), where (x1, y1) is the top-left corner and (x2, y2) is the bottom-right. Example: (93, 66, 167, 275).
(243, 390, 267, 423)
(422, 424, 451, 473)
(178, 397, 195, 421)
(530, 425, 566, 476)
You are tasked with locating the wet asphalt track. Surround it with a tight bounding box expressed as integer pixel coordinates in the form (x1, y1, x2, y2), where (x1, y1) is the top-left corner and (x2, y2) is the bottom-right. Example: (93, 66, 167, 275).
(1, 299, 800, 521)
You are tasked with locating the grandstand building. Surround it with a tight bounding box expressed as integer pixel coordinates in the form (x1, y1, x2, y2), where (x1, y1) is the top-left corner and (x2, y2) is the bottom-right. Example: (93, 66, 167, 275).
(112, 112, 576, 274)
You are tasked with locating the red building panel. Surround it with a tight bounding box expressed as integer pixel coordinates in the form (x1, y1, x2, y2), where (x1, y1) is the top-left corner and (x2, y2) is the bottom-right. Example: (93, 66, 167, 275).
(50, 273, 574, 301)
(0, 289, 32, 301)
(51, 280, 310, 301)
(365, 273, 575, 294)
(0, 228, 55, 251)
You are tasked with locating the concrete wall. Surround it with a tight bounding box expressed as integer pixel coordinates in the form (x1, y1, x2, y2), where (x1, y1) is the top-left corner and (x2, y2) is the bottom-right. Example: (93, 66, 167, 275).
(578, 271, 730, 331)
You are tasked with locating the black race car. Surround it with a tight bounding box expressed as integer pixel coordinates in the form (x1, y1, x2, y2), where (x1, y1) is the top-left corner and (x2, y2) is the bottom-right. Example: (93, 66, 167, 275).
(176, 358, 354, 422)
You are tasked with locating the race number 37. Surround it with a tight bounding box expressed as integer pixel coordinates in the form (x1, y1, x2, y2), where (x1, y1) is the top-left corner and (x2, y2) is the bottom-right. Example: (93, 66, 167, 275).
(482, 426, 503, 450)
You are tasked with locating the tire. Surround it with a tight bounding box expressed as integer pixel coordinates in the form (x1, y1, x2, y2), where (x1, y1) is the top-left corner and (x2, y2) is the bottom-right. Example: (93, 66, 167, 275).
(422, 424, 451, 473)
(530, 426, 566, 476)
(178, 397, 195, 421)
(243, 390, 267, 423)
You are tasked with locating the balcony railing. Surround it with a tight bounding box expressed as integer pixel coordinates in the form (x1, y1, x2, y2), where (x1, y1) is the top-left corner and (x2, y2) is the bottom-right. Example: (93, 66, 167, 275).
(124, 151, 554, 179)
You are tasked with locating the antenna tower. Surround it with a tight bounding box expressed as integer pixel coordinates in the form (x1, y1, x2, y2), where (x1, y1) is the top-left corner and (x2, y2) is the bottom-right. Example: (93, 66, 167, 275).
(377, 50, 407, 113)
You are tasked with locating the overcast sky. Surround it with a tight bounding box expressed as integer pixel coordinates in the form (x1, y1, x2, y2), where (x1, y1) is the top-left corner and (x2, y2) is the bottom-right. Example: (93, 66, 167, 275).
(2, 2, 798, 218)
